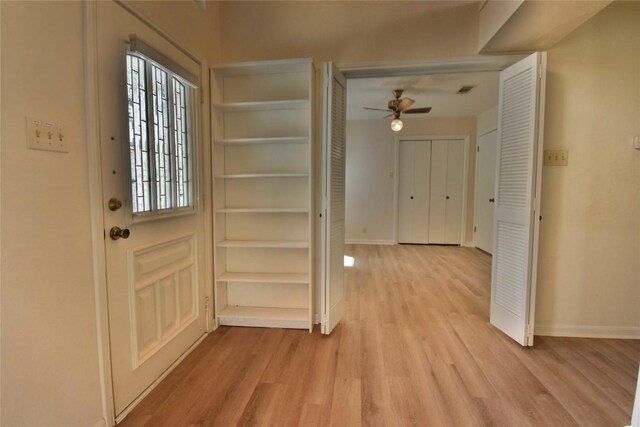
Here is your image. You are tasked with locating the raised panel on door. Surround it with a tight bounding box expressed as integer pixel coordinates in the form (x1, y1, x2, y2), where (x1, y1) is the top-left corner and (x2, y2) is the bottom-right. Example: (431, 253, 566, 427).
(397, 141, 415, 243)
(475, 129, 497, 253)
(413, 141, 431, 243)
(428, 140, 448, 243)
(444, 140, 465, 244)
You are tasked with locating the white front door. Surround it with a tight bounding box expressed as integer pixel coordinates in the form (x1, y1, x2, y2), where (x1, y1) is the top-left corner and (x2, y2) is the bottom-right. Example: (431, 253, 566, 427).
(490, 52, 546, 346)
(474, 129, 498, 253)
(321, 62, 346, 334)
(96, 2, 207, 417)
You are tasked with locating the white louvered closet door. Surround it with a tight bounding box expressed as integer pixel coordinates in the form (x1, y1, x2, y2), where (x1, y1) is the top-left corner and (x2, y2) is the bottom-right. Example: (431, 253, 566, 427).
(490, 52, 546, 346)
(321, 62, 346, 334)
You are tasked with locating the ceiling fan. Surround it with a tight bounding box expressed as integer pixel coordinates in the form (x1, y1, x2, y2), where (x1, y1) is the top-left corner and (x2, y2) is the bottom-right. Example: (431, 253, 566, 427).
(364, 89, 432, 131)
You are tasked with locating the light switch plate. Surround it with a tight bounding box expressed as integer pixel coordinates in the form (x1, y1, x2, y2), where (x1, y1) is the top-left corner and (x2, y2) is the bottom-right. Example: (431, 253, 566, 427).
(544, 149, 568, 166)
(26, 117, 68, 153)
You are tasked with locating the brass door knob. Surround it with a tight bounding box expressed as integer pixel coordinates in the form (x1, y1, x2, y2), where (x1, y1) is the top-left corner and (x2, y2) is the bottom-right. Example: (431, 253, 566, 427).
(110, 226, 130, 240)
(108, 198, 123, 211)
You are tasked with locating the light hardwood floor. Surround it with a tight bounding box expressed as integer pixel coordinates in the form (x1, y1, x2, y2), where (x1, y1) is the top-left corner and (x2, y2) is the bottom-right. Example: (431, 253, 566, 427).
(121, 244, 640, 426)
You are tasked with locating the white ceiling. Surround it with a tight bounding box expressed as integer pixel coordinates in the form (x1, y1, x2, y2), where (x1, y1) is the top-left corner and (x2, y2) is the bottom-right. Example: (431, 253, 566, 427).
(346, 71, 499, 120)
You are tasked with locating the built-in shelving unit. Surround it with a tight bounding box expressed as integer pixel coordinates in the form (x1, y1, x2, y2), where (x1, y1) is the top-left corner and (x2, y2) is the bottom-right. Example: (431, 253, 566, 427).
(211, 59, 314, 331)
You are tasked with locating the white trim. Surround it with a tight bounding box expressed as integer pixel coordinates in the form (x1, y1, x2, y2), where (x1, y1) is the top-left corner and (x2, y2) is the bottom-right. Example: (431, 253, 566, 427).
(91, 419, 108, 427)
(338, 55, 525, 79)
(345, 239, 395, 245)
(632, 364, 640, 427)
(114, 333, 208, 424)
(393, 135, 470, 245)
(83, 3, 116, 426)
(534, 324, 640, 340)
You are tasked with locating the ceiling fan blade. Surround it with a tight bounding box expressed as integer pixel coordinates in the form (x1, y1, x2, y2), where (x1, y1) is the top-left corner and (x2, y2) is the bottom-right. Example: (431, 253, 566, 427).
(383, 113, 395, 118)
(363, 107, 392, 112)
(404, 107, 432, 114)
(397, 98, 415, 112)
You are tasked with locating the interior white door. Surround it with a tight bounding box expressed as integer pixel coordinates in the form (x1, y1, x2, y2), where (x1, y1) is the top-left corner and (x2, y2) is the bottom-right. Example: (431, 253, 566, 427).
(97, 2, 207, 417)
(428, 140, 448, 243)
(397, 140, 431, 244)
(321, 62, 346, 334)
(444, 140, 465, 244)
(490, 52, 546, 346)
(474, 129, 498, 253)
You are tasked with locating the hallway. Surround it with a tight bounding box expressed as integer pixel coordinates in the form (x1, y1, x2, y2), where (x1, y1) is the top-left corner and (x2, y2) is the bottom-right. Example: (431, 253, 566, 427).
(121, 244, 640, 426)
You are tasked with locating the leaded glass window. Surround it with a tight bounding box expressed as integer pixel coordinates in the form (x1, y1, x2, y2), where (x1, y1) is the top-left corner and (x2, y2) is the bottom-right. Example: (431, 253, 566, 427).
(125, 51, 194, 216)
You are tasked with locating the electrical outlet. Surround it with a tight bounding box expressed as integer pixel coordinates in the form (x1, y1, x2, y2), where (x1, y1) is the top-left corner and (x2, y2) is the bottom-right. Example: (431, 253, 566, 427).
(544, 149, 568, 166)
(26, 117, 68, 153)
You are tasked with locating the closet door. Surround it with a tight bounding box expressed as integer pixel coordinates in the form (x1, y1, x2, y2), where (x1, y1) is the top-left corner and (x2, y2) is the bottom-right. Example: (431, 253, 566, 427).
(428, 140, 448, 243)
(474, 129, 498, 253)
(444, 140, 465, 244)
(397, 140, 430, 244)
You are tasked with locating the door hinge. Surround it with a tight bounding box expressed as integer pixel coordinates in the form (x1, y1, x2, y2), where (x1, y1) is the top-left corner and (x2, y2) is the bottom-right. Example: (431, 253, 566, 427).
(474, 226, 476, 233)
(477, 146, 480, 152)
(205, 296, 210, 312)
(199, 88, 204, 105)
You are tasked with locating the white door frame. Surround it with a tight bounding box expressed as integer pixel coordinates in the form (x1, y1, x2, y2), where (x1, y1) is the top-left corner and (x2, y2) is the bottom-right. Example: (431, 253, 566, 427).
(83, 2, 214, 425)
(393, 135, 469, 245)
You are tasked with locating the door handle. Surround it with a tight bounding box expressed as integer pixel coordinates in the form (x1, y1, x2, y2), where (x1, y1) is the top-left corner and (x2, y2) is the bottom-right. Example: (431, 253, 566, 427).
(489, 198, 495, 203)
(410, 196, 414, 200)
(108, 197, 123, 211)
(446, 196, 450, 200)
(110, 226, 130, 240)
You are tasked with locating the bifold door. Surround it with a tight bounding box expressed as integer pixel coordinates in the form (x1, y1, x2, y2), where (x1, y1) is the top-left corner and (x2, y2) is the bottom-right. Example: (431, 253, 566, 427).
(490, 52, 546, 346)
(321, 62, 346, 334)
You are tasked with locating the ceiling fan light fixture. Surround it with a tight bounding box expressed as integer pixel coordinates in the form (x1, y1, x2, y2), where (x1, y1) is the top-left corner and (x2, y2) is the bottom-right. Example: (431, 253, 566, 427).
(391, 118, 403, 132)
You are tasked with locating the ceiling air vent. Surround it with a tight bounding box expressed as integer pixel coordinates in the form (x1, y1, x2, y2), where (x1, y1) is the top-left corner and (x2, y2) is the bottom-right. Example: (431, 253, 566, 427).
(457, 85, 475, 94)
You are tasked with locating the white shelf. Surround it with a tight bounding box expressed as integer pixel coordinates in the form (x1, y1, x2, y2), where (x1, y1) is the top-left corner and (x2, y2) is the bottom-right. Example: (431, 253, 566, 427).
(213, 100, 309, 112)
(217, 306, 309, 329)
(214, 136, 309, 146)
(217, 240, 309, 248)
(217, 272, 309, 284)
(216, 208, 309, 214)
(214, 173, 308, 179)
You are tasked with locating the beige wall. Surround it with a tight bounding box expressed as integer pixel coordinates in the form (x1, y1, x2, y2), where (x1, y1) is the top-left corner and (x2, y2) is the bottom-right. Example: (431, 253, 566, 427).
(535, 1, 640, 336)
(219, 1, 479, 64)
(0, 1, 220, 425)
(346, 117, 477, 244)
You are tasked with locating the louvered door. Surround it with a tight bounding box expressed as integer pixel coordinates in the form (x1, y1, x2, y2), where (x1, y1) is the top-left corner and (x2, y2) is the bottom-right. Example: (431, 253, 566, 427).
(490, 52, 546, 346)
(321, 62, 346, 334)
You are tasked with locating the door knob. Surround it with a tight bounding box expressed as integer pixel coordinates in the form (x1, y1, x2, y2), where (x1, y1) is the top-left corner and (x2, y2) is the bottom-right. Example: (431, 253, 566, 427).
(489, 198, 495, 203)
(410, 196, 414, 200)
(108, 198, 123, 211)
(446, 196, 450, 200)
(110, 226, 130, 240)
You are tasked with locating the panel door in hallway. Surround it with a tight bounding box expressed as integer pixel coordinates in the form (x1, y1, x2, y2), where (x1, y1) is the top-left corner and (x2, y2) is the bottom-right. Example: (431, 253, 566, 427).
(474, 129, 497, 254)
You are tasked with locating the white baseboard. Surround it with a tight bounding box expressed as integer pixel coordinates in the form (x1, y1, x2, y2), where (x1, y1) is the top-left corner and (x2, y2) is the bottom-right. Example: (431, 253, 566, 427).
(92, 418, 107, 427)
(462, 241, 475, 248)
(535, 324, 640, 339)
(345, 239, 395, 245)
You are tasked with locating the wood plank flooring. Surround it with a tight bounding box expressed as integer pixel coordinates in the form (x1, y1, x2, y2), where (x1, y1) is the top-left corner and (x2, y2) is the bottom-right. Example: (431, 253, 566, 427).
(120, 244, 640, 426)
